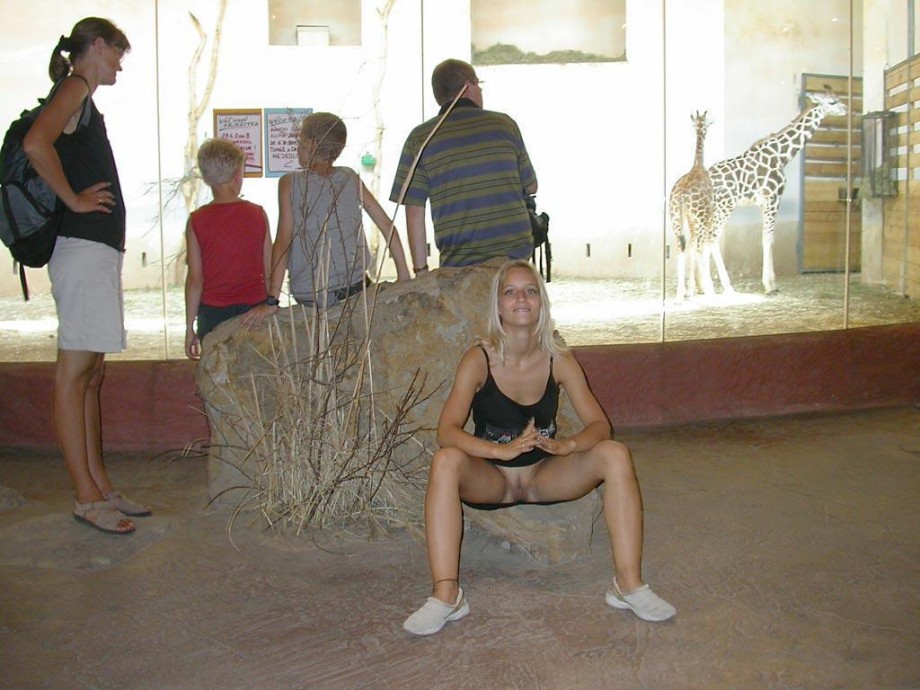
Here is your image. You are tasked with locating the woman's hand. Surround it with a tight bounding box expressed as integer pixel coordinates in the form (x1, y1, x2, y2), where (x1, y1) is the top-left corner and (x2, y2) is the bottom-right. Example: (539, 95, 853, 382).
(493, 419, 542, 462)
(73, 181, 114, 214)
(535, 435, 577, 457)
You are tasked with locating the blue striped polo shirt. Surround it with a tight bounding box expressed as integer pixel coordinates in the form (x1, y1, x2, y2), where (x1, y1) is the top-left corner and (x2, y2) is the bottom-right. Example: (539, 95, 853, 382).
(390, 101, 537, 267)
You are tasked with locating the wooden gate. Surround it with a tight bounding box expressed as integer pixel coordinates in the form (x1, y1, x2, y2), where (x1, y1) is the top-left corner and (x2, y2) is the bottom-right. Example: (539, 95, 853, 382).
(799, 73, 862, 272)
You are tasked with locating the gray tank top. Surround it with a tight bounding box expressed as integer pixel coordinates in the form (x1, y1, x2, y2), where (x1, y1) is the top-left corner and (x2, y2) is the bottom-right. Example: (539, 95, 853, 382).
(287, 166, 371, 304)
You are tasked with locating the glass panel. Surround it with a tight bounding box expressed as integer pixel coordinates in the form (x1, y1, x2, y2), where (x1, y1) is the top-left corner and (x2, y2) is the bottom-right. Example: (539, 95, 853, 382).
(0, 2, 169, 361)
(0, 0, 917, 362)
(663, 1, 853, 340)
(462, 0, 664, 345)
(159, 0, 425, 357)
(854, 0, 920, 326)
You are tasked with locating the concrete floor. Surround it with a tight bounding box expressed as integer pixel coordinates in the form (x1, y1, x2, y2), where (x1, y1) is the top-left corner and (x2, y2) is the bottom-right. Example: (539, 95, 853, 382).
(1, 407, 919, 690)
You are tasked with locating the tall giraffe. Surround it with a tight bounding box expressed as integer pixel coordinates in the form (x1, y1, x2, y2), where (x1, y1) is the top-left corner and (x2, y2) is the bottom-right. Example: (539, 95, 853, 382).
(707, 89, 847, 294)
(668, 111, 716, 300)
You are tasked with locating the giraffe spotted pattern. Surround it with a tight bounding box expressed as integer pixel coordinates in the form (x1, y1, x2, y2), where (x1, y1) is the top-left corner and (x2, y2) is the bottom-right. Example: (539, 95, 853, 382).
(707, 90, 847, 294)
(668, 111, 726, 300)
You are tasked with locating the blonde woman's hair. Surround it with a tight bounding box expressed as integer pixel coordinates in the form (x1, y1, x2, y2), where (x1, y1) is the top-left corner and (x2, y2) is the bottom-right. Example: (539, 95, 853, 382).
(480, 260, 565, 363)
(197, 138, 245, 186)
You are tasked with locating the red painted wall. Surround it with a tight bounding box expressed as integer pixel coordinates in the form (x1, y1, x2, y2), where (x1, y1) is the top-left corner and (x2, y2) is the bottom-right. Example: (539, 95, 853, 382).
(0, 324, 917, 451)
(573, 324, 920, 428)
(0, 359, 208, 452)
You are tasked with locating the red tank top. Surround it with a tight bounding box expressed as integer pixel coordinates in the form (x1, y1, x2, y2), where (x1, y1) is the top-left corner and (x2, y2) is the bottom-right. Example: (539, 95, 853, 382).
(190, 200, 267, 307)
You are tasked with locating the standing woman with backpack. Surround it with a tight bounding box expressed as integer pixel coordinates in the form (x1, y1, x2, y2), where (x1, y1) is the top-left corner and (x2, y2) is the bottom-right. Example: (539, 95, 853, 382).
(22, 18, 149, 534)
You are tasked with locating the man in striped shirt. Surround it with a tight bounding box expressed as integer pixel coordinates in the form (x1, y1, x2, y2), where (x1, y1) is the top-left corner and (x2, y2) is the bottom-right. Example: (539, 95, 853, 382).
(390, 59, 538, 276)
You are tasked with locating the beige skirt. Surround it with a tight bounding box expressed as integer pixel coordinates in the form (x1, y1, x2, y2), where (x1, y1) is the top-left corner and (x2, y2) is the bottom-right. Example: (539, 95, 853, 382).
(49, 236, 126, 353)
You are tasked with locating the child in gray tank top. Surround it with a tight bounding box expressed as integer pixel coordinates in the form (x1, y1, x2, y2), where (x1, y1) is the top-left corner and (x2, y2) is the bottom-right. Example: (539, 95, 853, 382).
(246, 112, 410, 319)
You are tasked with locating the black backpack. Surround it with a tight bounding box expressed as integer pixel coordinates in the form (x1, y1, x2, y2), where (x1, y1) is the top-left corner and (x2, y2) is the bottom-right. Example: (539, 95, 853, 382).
(525, 194, 551, 282)
(0, 78, 90, 300)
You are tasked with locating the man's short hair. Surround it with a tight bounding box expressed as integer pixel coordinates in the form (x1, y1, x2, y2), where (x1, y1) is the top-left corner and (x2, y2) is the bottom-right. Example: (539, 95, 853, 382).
(431, 59, 476, 106)
(300, 112, 347, 163)
(197, 138, 245, 186)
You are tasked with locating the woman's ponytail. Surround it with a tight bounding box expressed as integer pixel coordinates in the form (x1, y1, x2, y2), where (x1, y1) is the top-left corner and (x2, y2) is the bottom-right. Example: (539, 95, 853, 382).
(49, 34, 73, 81)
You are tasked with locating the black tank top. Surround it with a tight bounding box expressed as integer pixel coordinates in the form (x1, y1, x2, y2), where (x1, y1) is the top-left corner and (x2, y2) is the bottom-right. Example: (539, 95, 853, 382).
(472, 346, 558, 468)
(55, 93, 125, 251)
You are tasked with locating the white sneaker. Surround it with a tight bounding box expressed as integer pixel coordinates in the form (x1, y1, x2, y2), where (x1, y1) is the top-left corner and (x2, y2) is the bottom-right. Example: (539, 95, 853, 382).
(403, 588, 470, 636)
(605, 579, 676, 622)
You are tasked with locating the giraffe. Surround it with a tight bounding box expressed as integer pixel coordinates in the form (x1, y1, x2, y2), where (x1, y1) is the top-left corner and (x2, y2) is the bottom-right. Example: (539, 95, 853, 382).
(668, 111, 720, 300)
(707, 89, 847, 294)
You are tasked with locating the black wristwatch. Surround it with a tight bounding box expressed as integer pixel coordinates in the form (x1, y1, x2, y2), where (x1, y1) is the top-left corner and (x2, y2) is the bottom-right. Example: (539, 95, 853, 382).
(265, 296, 280, 307)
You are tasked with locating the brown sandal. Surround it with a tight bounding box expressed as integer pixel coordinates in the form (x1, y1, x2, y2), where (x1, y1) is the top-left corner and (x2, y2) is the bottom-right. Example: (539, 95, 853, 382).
(106, 491, 152, 517)
(73, 499, 135, 534)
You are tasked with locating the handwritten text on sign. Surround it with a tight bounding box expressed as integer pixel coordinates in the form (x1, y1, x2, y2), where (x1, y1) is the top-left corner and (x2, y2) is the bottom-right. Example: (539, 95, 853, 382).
(212, 109, 263, 178)
(264, 108, 313, 177)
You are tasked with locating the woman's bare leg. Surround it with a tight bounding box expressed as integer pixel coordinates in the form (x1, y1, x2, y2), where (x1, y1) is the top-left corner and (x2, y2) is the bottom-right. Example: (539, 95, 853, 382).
(425, 448, 507, 603)
(530, 440, 644, 590)
(81, 353, 115, 496)
(55, 350, 134, 533)
(597, 442, 644, 591)
(54, 350, 103, 502)
(54, 350, 124, 510)
(531, 440, 675, 621)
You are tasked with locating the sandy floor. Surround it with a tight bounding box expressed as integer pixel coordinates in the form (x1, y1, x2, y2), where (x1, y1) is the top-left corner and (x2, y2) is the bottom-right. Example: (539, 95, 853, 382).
(0, 273, 918, 362)
(1, 406, 918, 689)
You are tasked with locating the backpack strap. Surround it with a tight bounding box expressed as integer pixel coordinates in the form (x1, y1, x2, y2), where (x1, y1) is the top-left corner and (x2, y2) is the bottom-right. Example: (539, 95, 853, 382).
(69, 75, 93, 128)
(19, 262, 29, 301)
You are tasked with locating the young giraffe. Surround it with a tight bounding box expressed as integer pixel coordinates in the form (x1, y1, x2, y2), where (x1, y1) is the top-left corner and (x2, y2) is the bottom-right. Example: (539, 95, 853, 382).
(668, 111, 720, 300)
(707, 89, 847, 294)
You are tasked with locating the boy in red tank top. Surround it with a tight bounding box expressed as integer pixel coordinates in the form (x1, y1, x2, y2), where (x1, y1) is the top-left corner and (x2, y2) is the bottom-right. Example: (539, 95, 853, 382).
(184, 138, 271, 359)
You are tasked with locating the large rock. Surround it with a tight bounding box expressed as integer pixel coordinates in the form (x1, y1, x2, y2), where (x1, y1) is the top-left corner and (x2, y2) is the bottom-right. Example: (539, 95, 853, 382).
(196, 260, 600, 564)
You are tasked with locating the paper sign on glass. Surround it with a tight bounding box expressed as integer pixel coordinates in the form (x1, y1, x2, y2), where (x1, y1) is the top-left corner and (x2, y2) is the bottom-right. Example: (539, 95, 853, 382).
(264, 108, 313, 177)
(213, 109, 263, 177)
